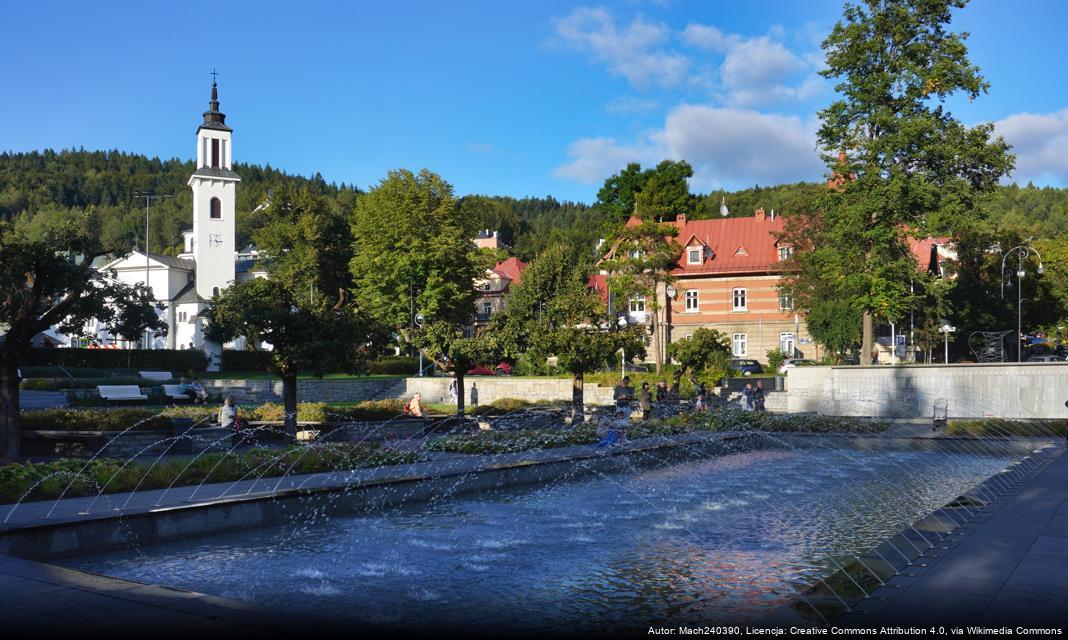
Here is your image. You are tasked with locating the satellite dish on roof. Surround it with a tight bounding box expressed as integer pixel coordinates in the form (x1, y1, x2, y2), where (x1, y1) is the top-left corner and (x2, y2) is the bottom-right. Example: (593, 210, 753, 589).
(720, 196, 729, 217)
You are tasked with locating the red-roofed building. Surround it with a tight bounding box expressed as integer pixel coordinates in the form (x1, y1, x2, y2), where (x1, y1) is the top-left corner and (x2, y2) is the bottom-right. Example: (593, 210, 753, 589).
(471, 258, 528, 331)
(600, 209, 953, 364)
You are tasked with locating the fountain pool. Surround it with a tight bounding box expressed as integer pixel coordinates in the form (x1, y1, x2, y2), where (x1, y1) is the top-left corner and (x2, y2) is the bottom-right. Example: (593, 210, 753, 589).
(60, 444, 1016, 633)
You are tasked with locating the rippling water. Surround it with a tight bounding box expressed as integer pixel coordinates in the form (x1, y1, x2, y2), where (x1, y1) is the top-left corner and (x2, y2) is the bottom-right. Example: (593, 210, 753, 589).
(63, 446, 1013, 632)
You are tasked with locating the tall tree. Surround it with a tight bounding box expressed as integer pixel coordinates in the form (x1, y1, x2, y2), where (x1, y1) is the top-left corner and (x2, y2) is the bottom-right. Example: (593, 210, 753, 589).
(666, 328, 731, 393)
(207, 187, 375, 439)
(0, 207, 164, 461)
(796, 0, 1014, 363)
(600, 220, 680, 373)
(350, 169, 484, 361)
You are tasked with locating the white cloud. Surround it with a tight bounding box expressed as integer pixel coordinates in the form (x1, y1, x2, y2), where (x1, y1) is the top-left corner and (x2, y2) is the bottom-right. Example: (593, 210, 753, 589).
(680, 23, 738, 52)
(551, 7, 690, 89)
(554, 106, 824, 189)
(553, 137, 660, 184)
(682, 22, 826, 107)
(993, 109, 1068, 185)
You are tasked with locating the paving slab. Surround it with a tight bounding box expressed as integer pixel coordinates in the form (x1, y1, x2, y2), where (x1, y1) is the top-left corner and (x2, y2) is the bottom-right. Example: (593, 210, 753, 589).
(838, 444, 1068, 627)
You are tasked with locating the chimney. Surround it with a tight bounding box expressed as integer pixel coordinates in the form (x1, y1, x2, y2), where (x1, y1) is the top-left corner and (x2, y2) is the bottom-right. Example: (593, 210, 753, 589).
(770, 209, 775, 221)
(755, 207, 766, 222)
(677, 213, 687, 226)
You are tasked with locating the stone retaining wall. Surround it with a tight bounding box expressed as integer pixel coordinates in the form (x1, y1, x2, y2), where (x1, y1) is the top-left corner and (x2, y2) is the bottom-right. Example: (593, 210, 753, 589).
(787, 362, 1068, 419)
(404, 377, 616, 406)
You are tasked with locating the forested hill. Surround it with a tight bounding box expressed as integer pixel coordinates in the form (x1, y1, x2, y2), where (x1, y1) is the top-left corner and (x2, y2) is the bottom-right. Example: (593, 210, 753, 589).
(0, 149, 358, 254)
(2, 149, 1067, 260)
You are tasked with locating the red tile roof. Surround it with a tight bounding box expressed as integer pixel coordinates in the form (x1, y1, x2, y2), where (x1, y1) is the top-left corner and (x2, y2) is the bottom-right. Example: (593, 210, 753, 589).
(668, 210, 786, 276)
(588, 273, 610, 302)
(491, 257, 528, 284)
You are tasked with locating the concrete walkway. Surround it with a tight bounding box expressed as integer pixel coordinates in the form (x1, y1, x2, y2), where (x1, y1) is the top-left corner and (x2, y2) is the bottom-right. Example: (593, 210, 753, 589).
(19, 390, 69, 410)
(838, 444, 1068, 627)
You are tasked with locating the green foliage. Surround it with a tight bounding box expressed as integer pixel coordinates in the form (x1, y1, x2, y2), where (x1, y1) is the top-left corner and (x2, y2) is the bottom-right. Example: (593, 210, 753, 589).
(23, 348, 207, 371)
(946, 418, 1067, 438)
(596, 160, 696, 224)
(783, 0, 1014, 361)
(668, 328, 731, 376)
(366, 357, 418, 375)
(765, 349, 788, 373)
(20, 408, 175, 431)
(804, 299, 861, 359)
(350, 169, 481, 348)
(220, 350, 273, 372)
(426, 425, 600, 455)
(0, 150, 359, 253)
(0, 443, 421, 504)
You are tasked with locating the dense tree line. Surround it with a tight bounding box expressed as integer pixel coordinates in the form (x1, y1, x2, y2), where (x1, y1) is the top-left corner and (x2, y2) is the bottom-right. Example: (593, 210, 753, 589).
(0, 149, 358, 255)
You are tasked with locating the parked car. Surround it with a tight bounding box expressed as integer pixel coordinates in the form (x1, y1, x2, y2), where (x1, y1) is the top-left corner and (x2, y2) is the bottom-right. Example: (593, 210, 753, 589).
(777, 358, 817, 374)
(731, 359, 764, 375)
(466, 365, 496, 376)
(1025, 355, 1066, 363)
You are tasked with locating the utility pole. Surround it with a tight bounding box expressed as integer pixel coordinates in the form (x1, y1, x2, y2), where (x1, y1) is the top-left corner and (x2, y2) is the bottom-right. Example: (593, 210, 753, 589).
(132, 192, 173, 349)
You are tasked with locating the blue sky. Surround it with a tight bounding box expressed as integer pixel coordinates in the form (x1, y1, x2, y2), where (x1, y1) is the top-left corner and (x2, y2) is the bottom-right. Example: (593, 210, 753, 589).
(3, 0, 1066, 202)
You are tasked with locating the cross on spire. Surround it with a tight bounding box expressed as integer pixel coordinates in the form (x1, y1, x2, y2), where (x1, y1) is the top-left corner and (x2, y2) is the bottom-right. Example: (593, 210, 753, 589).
(210, 68, 219, 84)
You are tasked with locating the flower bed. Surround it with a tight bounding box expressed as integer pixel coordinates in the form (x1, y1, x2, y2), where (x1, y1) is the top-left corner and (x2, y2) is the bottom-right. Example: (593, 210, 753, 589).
(0, 443, 422, 504)
(426, 425, 600, 455)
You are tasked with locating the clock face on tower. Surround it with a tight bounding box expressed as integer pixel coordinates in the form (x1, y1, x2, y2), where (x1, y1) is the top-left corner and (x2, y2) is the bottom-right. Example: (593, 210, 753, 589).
(209, 234, 224, 248)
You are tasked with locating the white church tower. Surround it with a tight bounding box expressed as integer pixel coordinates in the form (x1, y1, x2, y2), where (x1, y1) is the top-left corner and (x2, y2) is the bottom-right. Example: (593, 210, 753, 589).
(188, 78, 239, 301)
(188, 77, 240, 369)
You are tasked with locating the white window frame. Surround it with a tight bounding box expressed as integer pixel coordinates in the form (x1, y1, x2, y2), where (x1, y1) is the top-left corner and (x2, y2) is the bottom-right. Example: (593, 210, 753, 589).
(780, 332, 796, 355)
(732, 288, 747, 311)
(778, 246, 793, 261)
(684, 289, 699, 312)
(482, 302, 492, 316)
(732, 333, 748, 356)
(687, 247, 702, 264)
(779, 293, 793, 311)
(629, 295, 646, 313)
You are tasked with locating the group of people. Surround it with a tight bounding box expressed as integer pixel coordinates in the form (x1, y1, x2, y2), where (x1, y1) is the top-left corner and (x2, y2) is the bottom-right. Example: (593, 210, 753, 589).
(741, 381, 767, 412)
(613, 377, 673, 421)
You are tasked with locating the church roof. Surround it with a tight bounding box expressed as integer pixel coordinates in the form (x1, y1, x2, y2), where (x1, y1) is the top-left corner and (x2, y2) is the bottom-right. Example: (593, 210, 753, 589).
(197, 79, 232, 133)
(189, 167, 241, 181)
(172, 281, 209, 304)
(99, 251, 195, 272)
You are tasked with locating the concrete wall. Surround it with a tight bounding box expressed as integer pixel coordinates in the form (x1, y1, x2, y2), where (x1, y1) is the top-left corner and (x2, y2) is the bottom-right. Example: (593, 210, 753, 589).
(405, 377, 615, 406)
(200, 378, 407, 403)
(787, 363, 1068, 419)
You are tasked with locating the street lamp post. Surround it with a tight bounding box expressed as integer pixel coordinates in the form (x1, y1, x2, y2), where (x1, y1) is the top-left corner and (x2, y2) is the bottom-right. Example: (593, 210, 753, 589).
(939, 324, 956, 364)
(1000, 245, 1044, 362)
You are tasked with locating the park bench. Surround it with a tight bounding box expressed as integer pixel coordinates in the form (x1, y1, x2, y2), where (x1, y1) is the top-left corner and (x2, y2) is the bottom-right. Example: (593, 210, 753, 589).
(162, 384, 194, 402)
(138, 371, 172, 381)
(97, 385, 148, 403)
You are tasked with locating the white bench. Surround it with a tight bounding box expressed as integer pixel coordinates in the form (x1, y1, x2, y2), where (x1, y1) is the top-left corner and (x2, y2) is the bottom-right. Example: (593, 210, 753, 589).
(97, 385, 148, 402)
(138, 371, 172, 381)
(162, 384, 194, 401)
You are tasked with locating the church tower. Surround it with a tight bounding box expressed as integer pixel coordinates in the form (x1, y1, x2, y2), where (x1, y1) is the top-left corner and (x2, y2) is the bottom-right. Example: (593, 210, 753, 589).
(188, 77, 240, 301)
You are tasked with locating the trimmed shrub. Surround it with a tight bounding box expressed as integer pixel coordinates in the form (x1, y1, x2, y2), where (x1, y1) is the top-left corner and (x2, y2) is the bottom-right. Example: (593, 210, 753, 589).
(23, 348, 207, 371)
(20, 408, 173, 432)
(245, 402, 329, 423)
(328, 400, 407, 422)
(0, 443, 423, 504)
(946, 419, 1066, 438)
(220, 350, 273, 373)
(427, 425, 600, 454)
(366, 357, 418, 375)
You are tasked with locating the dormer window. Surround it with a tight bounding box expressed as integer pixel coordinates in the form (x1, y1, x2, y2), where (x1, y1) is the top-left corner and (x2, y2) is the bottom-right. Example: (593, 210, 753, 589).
(778, 246, 793, 261)
(687, 247, 703, 264)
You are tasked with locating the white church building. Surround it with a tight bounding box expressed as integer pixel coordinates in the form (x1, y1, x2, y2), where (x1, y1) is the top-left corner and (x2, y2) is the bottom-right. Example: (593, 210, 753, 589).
(78, 81, 265, 365)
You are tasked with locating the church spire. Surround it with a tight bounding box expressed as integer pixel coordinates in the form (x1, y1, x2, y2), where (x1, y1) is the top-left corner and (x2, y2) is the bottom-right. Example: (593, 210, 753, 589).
(199, 69, 230, 131)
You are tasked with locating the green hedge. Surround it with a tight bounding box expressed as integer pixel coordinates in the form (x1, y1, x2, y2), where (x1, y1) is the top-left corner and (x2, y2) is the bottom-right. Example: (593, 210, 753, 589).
(367, 357, 418, 375)
(20, 408, 176, 432)
(22, 376, 174, 391)
(0, 444, 423, 504)
(427, 425, 600, 454)
(23, 348, 207, 371)
(946, 418, 1067, 438)
(220, 350, 273, 372)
